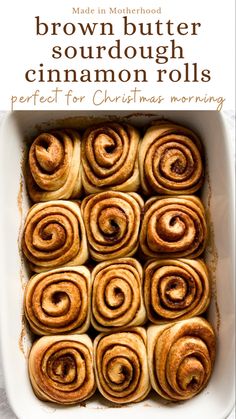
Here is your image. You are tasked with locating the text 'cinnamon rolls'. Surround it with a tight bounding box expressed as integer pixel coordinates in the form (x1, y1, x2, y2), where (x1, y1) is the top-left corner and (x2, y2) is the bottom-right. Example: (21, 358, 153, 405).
(147, 317, 216, 401)
(82, 123, 140, 194)
(139, 121, 204, 196)
(94, 328, 150, 404)
(140, 196, 207, 259)
(22, 200, 88, 272)
(144, 259, 210, 323)
(91, 258, 146, 331)
(24, 266, 91, 335)
(28, 335, 96, 404)
(27, 129, 82, 202)
(81, 191, 143, 261)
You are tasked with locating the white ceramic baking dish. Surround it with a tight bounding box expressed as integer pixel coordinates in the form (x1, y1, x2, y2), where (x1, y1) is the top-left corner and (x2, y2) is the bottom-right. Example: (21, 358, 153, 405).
(0, 110, 235, 419)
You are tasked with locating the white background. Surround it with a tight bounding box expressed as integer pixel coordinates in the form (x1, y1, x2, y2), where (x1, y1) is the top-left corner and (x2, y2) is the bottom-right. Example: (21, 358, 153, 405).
(0, 0, 235, 111)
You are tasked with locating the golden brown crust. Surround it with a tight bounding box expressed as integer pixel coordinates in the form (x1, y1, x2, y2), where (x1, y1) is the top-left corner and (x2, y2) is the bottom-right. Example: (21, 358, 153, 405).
(147, 317, 216, 401)
(28, 335, 96, 405)
(24, 266, 91, 335)
(22, 200, 88, 272)
(91, 258, 146, 331)
(139, 121, 204, 196)
(81, 123, 140, 194)
(94, 327, 151, 404)
(27, 129, 82, 202)
(81, 191, 143, 261)
(144, 259, 210, 323)
(140, 195, 207, 259)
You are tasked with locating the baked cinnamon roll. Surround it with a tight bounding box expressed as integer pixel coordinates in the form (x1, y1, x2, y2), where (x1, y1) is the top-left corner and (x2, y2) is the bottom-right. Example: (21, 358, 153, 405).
(140, 196, 207, 258)
(139, 121, 204, 195)
(22, 200, 88, 272)
(82, 123, 140, 194)
(27, 129, 82, 202)
(91, 258, 146, 331)
(81, 191, 143, 261)
(147, 317, 216, 401)
(28, 335, 96, 404)
(94, 328, 150, 404)
(144, 259, 210, 323)
(24, 266, 91, 335)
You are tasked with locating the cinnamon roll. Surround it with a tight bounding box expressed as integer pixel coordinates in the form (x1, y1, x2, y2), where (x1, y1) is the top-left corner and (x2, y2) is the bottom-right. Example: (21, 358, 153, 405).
(27, 129, 82, 202)
(147, 317, 216, 401)
(28, 335, 96, 404)
(139, 121, 204, 195)
(91, 258, 146, 331)
(24, 266, 91, 335)
(81, 123, 140, 194)
(144, 259, 210, 323)
(22, 200, 88, 272)
(140, 196, 207, 258)
(94, 328, 150, 404)
(81, 191, 143, 261)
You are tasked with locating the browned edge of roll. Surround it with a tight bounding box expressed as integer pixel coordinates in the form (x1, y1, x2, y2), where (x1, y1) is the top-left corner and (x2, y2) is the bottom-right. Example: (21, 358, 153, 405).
(139, 120, 204, 196)
(144, 258, 210, 323)
(94, 327, 151, 404)
(28, 334, 96, 405)
(147, 317, 216, 401)
(22, 200, 88, 272)
(140, 195, 207, 259)
(81, 122, 140, 194)
(91, 258, 146, 331)
(27, 129, 82, 202)
(24, 266, 91, 335)
(81, 191, 143, 261)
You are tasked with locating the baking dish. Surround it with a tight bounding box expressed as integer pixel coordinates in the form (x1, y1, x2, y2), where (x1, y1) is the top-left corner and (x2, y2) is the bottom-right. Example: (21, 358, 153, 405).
(0, 110, 234, 419)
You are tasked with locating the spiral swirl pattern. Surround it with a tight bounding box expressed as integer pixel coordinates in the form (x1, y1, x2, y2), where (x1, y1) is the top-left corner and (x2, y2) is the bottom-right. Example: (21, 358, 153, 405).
(91, 258, 146, 331)
(81, 191, 143, 261)
(24, 266, 91, 335)
(28, 335, 96, 404)
(139, 121, 204, 196)
(22, 200, 88, 272)
(147, 317, 216, 401)
(27, 129, 82, 202)
(140, 196, 207, 259)
(81, 123, 140, 194)
(94, 328, 150, 403)
(144, 259, 210, 323)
